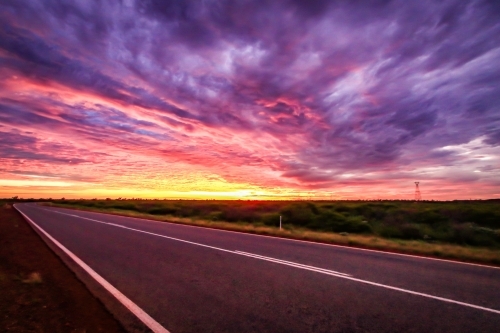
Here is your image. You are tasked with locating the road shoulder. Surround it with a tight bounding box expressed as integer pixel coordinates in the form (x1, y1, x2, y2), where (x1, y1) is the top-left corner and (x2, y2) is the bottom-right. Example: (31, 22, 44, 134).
(0, 203, 127, 332)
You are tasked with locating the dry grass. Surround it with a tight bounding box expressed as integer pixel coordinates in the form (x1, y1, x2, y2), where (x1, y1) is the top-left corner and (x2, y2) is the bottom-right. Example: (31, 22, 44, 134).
(45, 203, 500, 266)
(21, 272, 43, 284)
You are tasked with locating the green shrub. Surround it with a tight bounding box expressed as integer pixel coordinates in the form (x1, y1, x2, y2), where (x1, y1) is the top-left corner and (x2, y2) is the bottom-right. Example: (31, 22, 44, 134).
(451, 223, 499, 247)
(460, 209, 500, 228)
(410, 210, 449, 225)
(175, 205, 200, 217)
(261, 213, 282, 227)
(111, 203, 139, 211)
(219, 207, 258, 222)
(280, 203, 317, 227)
(206, 211, 223, 221)
(378, 225, 403, 239)
(398, 224, 422, 239)
(313, 212, 371, 233)
(383, 210, 407, 225)
(147, 206, 177, 215)
(344, 216, 372, 233)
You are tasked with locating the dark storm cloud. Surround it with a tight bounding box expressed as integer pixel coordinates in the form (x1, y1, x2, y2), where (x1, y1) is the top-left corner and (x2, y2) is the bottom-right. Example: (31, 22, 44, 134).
(0, 102, 59, 127)
(0, 26, 125, 98)
(0, 131, 86, 164)
(0, 24, 200, 121)
(1, 0, 499, 189)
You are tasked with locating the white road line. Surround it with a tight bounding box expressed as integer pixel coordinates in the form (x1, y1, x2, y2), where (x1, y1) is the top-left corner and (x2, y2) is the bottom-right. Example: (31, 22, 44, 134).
(14, 205, 171, 333)
(235, 251, 351, 277)
(36, 206, 500, 315)
(49, 209, 236, 254)
(41, 204, 500, 270)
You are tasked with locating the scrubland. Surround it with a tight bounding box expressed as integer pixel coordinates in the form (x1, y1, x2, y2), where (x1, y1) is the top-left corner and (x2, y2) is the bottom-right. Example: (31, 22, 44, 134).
(43, 198, 500, 265)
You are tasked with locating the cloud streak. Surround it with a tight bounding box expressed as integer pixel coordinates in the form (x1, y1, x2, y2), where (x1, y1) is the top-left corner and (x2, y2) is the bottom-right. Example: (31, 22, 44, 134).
(1, 0, 499, 199)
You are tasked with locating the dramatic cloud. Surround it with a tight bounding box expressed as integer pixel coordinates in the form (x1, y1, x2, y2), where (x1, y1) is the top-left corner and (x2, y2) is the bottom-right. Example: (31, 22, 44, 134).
(1, 0, 499, 199)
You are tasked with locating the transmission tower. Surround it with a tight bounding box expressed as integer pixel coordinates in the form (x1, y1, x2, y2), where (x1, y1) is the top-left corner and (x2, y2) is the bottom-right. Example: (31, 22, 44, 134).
(414, 182, 421, 201)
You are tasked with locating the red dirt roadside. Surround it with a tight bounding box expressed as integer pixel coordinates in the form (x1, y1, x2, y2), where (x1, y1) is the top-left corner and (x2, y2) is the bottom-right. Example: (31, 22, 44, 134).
(0, 203, 126, 332)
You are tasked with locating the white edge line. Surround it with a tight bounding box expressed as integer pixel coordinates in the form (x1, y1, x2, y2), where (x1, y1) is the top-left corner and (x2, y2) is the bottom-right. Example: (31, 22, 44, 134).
(50, 210, 236, 254)
(42, 204, 500, 270)
(38, 206, 500, 315)
(14, 204, 170, 333)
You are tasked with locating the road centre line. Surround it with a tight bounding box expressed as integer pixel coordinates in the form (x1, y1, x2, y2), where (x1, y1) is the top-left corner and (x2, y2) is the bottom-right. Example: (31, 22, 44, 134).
(15, 205, 170, 333)
(45, 205, 500, 270)
(234, 251, 350, 276)
(43, 207, 500, 315)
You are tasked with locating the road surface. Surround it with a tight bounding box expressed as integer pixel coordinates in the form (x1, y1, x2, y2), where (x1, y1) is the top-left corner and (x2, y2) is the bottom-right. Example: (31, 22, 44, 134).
(15, 203, 500, 333)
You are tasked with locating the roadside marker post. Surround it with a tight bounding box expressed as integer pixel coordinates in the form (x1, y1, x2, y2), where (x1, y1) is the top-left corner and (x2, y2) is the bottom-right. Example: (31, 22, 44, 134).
(280, 215, 282, 230)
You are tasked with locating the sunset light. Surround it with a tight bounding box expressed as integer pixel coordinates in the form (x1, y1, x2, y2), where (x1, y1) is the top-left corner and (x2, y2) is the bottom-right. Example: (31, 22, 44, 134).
(1, 0, 499, 200)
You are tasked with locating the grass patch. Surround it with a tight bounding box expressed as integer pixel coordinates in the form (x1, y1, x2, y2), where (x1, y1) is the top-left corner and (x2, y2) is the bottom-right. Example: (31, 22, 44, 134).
(22, 272, 43, 284)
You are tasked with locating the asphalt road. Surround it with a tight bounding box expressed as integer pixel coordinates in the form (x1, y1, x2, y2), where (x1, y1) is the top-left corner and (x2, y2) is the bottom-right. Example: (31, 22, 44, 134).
(15, 203, 500, 333)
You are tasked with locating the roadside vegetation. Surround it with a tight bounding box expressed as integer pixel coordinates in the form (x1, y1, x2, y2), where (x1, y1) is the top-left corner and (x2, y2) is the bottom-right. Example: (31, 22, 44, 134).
(39, 198, 500, 265)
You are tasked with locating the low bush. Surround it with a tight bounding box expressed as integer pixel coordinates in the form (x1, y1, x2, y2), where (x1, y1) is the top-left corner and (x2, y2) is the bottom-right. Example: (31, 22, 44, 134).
(398, 224, 422, 239)
(261, 213, 282, 227)
(205, 211, 224, 221)
(110, 203, 139, 211)
(450, 224, 499, 247)
(147, 206, 177, 215)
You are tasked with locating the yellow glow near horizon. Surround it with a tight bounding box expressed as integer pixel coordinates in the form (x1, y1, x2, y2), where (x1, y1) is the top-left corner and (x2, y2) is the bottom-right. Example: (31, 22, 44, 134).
(0, 179, 76, 187)
(0, 179, 311, 200)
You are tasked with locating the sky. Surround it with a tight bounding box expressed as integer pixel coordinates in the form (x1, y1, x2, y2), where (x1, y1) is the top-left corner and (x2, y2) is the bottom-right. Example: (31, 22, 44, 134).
(1, 0, 500, 200)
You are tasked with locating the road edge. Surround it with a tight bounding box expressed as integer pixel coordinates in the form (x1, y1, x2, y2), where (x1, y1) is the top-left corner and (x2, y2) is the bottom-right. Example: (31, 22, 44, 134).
(14, 203, 170, 333)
